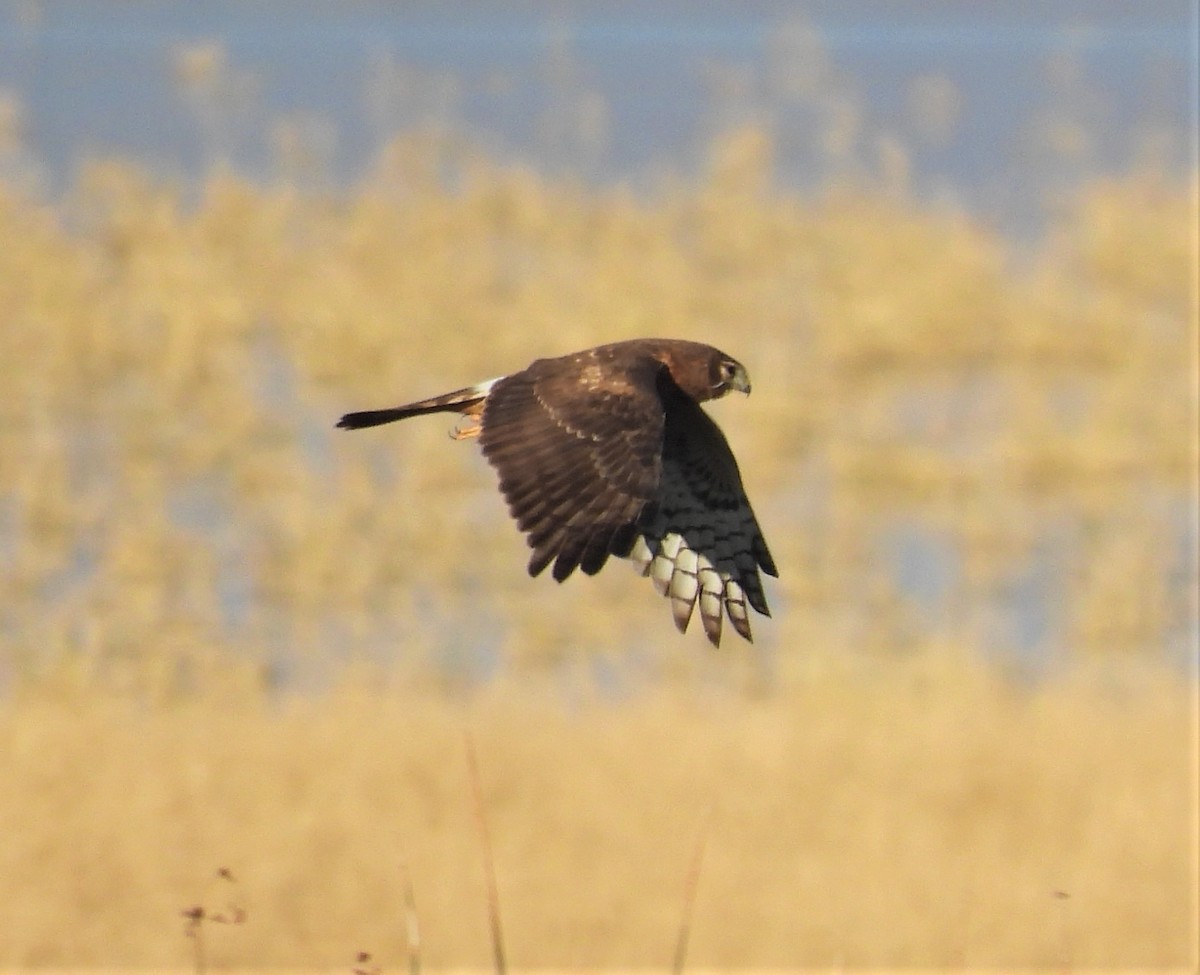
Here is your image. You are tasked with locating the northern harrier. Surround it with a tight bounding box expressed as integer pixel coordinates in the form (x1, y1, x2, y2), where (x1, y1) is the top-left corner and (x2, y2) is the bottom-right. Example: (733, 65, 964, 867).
(337, 339, 777, 645)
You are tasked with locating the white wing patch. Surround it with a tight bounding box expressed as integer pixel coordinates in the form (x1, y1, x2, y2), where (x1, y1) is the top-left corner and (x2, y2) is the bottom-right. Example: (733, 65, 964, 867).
(630, 533, 755, 645)
(625, 450, 771, 646)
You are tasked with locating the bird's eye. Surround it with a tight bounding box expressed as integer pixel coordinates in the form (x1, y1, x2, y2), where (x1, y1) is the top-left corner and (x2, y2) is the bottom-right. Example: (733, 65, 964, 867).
(719, 361, 737, 379)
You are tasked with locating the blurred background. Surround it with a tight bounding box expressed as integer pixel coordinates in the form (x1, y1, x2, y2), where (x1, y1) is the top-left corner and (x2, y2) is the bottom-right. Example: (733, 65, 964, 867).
(0, 1, 1196, 968)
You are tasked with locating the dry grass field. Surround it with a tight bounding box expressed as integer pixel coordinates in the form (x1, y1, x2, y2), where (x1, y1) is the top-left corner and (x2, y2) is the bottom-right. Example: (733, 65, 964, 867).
(1, 658, 1195, 968)
(0, 119, 1196, 967)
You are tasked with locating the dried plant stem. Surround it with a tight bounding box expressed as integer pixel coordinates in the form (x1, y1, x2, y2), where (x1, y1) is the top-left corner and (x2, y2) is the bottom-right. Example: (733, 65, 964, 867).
(672, 806, 713, 975)
(466, 732, 507, 975)
(399, 859, 421, 975)
(185, 909, 206, 975)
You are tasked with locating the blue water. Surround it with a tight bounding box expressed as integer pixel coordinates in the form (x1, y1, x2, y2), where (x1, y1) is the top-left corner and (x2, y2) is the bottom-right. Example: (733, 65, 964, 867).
(1, 1, 1195, 233)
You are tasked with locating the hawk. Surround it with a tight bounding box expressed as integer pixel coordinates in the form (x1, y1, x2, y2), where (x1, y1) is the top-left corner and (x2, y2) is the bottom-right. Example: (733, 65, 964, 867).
(337, 339, 777, 645)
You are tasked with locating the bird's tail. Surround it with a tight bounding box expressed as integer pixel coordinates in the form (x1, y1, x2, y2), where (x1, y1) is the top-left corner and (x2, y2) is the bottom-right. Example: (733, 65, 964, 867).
(337, 377, 501, 430)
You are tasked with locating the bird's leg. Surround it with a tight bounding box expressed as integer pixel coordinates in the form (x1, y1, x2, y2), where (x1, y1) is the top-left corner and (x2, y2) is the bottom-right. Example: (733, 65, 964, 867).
(449, 400, 486, 440)
(450, 418, 482, 440)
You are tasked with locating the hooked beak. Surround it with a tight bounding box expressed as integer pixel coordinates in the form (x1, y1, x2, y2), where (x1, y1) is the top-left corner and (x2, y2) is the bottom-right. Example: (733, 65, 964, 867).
(728, 365, 751, 395)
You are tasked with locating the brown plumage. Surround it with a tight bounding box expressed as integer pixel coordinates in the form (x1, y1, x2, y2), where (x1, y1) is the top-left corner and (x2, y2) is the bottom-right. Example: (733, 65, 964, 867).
(337, 338, 777, 645)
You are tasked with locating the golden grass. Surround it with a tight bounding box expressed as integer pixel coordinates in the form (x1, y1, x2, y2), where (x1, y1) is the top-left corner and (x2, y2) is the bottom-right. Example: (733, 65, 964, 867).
(0, 127, 1196, 966)
(1, 654, 1194, 968)
(0, 144, 1194, 678)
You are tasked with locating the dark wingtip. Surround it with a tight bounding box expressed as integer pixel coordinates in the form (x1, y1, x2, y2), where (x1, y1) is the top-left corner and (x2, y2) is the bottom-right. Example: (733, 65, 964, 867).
(527, 551, 551, 578)
(729, 614, 754, 643)
(551, 555, 578, 583)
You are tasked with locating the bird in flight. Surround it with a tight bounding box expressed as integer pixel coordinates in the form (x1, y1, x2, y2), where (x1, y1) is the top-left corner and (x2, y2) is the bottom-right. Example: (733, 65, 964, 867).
(337, 338, 777, 646)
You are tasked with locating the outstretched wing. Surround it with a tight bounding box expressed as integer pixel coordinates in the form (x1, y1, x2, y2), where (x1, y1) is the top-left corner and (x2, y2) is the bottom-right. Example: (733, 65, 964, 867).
(478, 352, 667, 582)
(630, 395, 777, 646)
(340, 339, 776, 645)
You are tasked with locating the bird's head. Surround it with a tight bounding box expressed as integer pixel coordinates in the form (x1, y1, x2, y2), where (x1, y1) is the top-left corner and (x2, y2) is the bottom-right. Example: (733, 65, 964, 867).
(650, 340, 753, 403)
(710, 354, 751, 398)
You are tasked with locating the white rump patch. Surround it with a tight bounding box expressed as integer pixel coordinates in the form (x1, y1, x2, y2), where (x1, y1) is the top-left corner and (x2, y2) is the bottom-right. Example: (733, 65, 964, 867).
(473, 376, 503, 397)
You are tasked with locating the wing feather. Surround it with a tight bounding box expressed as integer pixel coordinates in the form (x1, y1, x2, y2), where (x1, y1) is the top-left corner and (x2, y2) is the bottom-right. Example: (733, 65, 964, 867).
(343, 338, 775, 645)
(476, 344, 774, 646)
(629, 393, 776, 646)
(478, 355, 664, 583)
